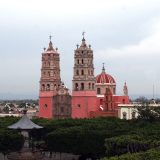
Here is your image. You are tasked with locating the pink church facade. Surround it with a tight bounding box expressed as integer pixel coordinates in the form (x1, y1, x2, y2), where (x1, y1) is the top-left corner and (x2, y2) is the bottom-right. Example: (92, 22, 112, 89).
(39, 35, 130, 119)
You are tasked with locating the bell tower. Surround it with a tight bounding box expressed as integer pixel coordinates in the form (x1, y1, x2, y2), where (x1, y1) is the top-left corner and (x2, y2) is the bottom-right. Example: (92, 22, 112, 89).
(72, 33, 97, 118)
(123, 82, 128, 96)
(39, 36, 61, 118)
(72, 32, 95, 91)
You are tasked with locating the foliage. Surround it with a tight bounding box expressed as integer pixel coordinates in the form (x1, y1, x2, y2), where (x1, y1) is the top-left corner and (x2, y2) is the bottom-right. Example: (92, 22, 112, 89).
(105, 135, 151, 156)
(1, 116, 160, 159)
(137, 103, 160, 121)
(46, 126, 106, 158)
(0, 130, 24, 154)
(101, 148, 160, 160)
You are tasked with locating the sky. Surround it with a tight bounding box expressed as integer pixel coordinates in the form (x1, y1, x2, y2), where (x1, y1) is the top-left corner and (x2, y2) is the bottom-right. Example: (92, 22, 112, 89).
(0, 0, 160, 99)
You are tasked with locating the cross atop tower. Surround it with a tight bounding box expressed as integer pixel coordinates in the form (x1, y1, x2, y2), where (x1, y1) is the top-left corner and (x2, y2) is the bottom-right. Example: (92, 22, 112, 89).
(82, 31, 85, 37)
(49, 35, 52, 41)
(82, 31, 85, 40)
(102, 63, 105, 72)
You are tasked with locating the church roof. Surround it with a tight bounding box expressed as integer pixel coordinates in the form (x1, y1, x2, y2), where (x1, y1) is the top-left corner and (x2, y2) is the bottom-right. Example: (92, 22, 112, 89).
(43, 36, 59, 54)
(8, 111, 43, 130)
(96, 65, 116, 84)
(47, 41, 55, 51)
(76, 32, 92, 50)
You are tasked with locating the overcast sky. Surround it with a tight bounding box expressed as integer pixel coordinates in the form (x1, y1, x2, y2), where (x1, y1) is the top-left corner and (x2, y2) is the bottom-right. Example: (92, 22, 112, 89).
(0, 0, 160, 99)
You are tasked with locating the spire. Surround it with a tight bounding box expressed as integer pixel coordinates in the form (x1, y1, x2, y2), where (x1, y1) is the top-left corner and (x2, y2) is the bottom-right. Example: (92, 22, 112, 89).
(80, 31, 87, 47)
(102, 63, 105, 73)
(82, 31, 85, 41)
(123, 81, 128, 96)
(47, 35, 55, 51)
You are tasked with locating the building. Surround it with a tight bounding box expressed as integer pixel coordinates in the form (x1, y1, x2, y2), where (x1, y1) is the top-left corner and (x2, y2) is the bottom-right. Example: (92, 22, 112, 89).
(39, 35, 130, 119)
(39, 37, 71, 119)
(118, 101, 160, 120)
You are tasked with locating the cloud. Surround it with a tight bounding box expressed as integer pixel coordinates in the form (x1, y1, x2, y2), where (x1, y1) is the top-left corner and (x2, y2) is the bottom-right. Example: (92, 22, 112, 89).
(96, 21, 160, 59)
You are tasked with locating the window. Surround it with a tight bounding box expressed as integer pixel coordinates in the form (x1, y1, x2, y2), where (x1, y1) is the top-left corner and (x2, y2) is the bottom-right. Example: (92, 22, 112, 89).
(77, 104, 81, 108)
(123, 112, 127, 120)
(47, 84, 50, 90)
(113, 88, 116, 94)
(82, 59, 84, 64)
(48, 71, 50, 77)
(88, 83, 91, 89)
(42, 84, 45, 91)
(97, 88, 101, 94)
(76, 70, 79, 75)
(75, 83, 78, 91)
(123, 99, 125, 104)
(81, 70, 84, 75)
(81, 83, 84, 90)
(132, 112, 136, 119)
(77, 59, 79, 64)
(92, 83, 94, 89)
(44, 104, 47, 108)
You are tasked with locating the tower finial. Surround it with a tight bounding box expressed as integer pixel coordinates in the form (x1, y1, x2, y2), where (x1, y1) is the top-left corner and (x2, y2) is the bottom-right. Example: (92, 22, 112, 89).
(49, 35, 52, 41)
(82, 31, 85, 41)
(123, 81, 128, 96)
(102, 63, 105, 72)
(47, 35, 54, 51)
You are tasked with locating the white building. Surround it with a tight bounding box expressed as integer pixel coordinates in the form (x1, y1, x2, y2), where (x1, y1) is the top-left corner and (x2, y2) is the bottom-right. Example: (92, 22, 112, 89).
(118, 102, 160, 120)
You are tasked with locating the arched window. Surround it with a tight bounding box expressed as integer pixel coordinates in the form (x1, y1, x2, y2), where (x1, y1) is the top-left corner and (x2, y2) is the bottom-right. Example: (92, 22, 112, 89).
(82, 59, 84, 64)
(81, 83, 84, 90)
(54, 84, 57, 89)
(88, 83, 91, 89)
(76, 70, 79, 75)
(97, 88, 101, 94)
(44, 104, 47, 108)
(75, 83, 78, 91)
(92, 83, 94, 89)
(42, 84, 45, 91)
(123, 112, 127, 120)
(47, 84, 50, 90)
(48, 71, 50, 77)
(81, 70, 84, 75)
(113, 88, 116, 94)
(77, 59, 79, 64)
(132, 112, 136, 119)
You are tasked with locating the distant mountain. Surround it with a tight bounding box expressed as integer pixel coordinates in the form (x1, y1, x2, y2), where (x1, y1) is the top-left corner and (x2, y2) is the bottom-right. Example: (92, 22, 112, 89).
(0, 93, 159, 101)
(0, 93, 38, 100)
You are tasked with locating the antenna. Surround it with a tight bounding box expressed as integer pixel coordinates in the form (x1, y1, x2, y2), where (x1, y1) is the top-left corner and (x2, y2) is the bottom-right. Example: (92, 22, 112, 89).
(153, 84, 155, 100)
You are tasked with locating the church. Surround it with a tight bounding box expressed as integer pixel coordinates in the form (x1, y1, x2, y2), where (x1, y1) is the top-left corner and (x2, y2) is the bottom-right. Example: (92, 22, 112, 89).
(39, 35, 130, 119)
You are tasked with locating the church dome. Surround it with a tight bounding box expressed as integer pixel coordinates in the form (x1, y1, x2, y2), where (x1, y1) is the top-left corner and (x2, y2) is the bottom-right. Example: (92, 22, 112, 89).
(96, 65, 116, 84)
